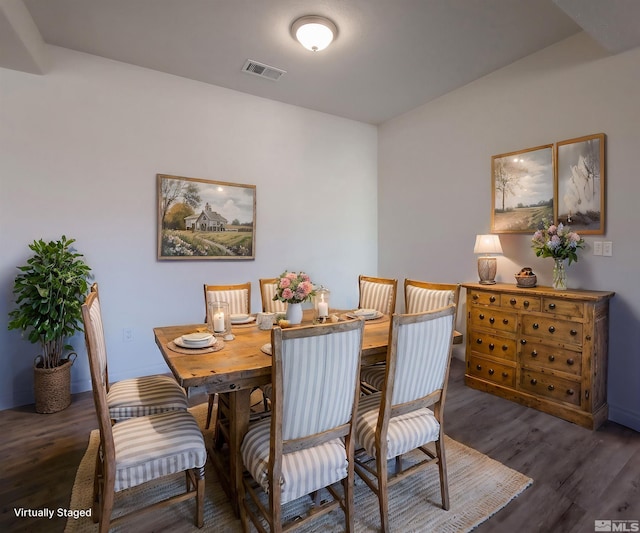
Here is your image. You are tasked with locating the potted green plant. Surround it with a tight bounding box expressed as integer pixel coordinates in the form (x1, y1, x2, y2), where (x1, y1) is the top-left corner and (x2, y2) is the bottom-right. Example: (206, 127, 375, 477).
(8, 236, 92, 413)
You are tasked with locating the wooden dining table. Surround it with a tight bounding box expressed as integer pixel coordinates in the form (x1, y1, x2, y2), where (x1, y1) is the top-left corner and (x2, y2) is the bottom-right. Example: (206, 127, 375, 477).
(153, 310, 392, 514)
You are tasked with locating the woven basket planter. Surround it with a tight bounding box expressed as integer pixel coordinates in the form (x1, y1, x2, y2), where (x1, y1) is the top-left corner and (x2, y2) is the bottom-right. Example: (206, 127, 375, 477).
(33, 356, 75, 414)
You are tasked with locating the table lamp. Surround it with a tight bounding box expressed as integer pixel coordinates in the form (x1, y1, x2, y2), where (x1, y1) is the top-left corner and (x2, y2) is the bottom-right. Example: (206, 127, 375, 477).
(474, 234, 503, 284)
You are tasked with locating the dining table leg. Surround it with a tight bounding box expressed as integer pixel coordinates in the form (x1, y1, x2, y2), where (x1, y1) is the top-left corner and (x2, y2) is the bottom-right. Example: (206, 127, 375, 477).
(228, 388, 251, 516)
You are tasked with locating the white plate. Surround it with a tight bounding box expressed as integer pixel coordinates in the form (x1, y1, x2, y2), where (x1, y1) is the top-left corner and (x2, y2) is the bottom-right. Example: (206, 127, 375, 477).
(352, 308, 378, 318)
(230, 315, 256, 325)
(346, 310, 383, 321)
(182, 332, 213, 343)
(174, 336, 216, 349)
(261, 343, 272, 355)
(230, 313, 250, 321)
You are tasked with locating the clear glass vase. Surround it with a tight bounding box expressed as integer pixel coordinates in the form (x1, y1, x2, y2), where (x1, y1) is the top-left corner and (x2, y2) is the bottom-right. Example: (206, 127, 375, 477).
(552, 258, 567, 290)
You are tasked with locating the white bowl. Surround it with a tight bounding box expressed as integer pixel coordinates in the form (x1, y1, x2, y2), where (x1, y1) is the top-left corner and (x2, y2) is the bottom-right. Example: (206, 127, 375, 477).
(353, 308, 377, 317)
(230, 313, 250, 322)
(182, 332, 213, 343)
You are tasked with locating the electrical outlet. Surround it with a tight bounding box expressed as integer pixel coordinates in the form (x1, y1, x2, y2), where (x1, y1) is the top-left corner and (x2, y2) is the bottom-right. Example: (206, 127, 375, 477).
(123, 328, 134, 342)
(593, 241, 603, 256)
(603, 241, 613, 257)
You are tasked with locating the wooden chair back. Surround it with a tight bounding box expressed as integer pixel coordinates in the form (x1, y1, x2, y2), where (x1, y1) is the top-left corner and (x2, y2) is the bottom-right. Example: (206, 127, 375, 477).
(404, 279, 460, 316)
(259, 278, 287, 313)
(203, 282, 251, 318)
(358, 275, 398, 315)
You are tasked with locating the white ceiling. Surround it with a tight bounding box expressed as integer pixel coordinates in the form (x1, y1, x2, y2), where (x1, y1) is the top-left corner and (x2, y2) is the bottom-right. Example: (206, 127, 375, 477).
(2, 0, 640, 125)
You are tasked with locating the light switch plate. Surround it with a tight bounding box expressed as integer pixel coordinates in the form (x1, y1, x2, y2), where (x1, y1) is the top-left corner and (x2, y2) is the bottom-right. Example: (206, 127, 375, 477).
(603, 241, 613, 257)
(593, 241, 603, 256)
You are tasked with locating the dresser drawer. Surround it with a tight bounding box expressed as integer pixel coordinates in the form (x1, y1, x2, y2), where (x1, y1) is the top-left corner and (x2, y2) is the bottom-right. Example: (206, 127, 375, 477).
(519, 369, 581, 406)
(542, 298, 584, 319)
(468, 354, 516, 388)
(468, 290, 501, 307)
(519, 340, 582, 376)
(521, 315, 582, 345)
(501, 294, 541, 312)
(469, 308, 517, 333)
(468, 330, 516, 361)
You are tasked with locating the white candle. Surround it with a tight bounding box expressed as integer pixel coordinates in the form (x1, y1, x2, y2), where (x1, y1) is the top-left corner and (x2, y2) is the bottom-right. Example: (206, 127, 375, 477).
(213, 311, 225, 332)
(318, 297, 329, 318)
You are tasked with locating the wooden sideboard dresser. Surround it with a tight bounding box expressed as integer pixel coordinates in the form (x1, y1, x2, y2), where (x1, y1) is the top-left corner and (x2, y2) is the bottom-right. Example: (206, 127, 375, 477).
(462, 283, 614, 429)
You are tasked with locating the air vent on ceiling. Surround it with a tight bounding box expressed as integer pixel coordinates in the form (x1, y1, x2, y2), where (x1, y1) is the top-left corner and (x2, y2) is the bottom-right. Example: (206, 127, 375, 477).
(242, 59, 286, 81)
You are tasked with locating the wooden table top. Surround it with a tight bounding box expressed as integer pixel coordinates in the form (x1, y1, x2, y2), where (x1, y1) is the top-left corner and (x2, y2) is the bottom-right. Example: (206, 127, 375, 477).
(154, 311, 390, 393)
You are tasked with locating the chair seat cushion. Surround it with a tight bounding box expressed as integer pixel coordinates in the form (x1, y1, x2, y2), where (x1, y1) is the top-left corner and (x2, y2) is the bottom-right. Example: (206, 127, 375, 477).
(241, 419, 348, 505)
(360, 364, 386, 392)
(111, 410, 206, 492)
(356, 393, 440, 460)
(107, 374, 188, 420)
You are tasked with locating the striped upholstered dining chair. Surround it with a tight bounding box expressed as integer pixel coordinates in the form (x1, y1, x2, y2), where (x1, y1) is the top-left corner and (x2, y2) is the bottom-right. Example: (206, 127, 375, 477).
(87, 283, 188, 421)
(259, 277, 288, 313)
(203, 282, 252, 429)
(361, 279, 460, 392)
(358, 274, 398, 315)
(354, 305, 456, 533)
(239, 319, 365, 532)
(82, 290, 206, 532)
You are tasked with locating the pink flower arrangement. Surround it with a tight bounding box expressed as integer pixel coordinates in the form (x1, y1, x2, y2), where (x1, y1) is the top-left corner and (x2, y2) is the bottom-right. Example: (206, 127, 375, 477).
(532, 220, 585, 265)
(273, 271, 315, 304)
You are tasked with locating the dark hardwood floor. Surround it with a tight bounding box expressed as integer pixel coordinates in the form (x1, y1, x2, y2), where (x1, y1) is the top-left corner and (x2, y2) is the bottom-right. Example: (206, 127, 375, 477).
(2, 357, 638, 533)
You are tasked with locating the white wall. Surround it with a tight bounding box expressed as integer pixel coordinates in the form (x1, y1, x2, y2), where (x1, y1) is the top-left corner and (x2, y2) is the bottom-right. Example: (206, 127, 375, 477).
(0, 46, 378, 409)
(378, 33, 640, 431)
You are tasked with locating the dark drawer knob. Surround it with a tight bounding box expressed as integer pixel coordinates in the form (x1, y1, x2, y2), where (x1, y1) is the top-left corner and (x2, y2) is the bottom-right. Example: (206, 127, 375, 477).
(510, 298, 516, 305)
(548, 384, 555, 391)
(549, 326, 555, 333)
(530, 378, 537, 385)
(524, 300, 530, 308)
(229, 384, 236, 389)
(586, 335, 591, 341)
(567, 358, 574, 366)
(502, 345, 508, 351)
(476, 338, 483, 344)
(502, 372, 509, 378)
(489, 317, 495, 324)
(531, 350, 538, 357)
(473, 294, 479, 300)
(488, 369, 495, 375)
(490, 296, 496, 303)
(479, 313, 485, 320)
(567, 389, 575, 396)
(548, 355, 555, 362)
(549, 303, 556, 309)
(476, 364, 482, 371)
(521, 339, 527, 345)
(533, 323, 539, 329)
(503, 318, 509, 324)
(570, 329, 577, 336)
(489, 343, 495, 350)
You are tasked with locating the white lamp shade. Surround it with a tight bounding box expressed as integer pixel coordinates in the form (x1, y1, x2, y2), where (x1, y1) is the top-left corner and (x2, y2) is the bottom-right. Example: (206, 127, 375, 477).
(292, 16, 337, 51)
(474, 234, 503, 255)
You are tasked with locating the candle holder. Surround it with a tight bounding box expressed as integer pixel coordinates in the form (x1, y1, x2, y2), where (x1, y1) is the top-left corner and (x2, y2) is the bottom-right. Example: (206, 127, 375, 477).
(314, 286, 331, 323)
(207, 301, 233, 340)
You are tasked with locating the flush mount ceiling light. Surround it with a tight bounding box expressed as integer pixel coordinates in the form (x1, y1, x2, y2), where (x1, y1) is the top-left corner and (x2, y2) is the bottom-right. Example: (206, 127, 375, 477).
(291, 15, 337, 52)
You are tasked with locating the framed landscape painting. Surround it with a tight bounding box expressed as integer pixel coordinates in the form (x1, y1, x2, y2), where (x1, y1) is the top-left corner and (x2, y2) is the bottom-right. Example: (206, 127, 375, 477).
(555, 133, 605, 234)
(491, 144, 554, 233)
(157, 174, 256, 260)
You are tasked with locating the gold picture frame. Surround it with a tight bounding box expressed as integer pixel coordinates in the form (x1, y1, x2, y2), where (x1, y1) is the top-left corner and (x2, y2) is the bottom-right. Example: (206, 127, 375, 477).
(157, 174, 256, 260)
(555, 133, 605, 234)
(491, 144, 554, 233)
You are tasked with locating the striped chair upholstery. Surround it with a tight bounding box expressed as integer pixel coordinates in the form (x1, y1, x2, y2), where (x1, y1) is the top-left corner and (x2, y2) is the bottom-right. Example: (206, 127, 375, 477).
(361, 280, 461, 392)
(354, 306, 456, 532)
(240, 319, 364, 531)
(359, 275, 398, 315)
(87, 283, 188, 421)
(259, 278, 288, 313)
(82, 291, 206, 531)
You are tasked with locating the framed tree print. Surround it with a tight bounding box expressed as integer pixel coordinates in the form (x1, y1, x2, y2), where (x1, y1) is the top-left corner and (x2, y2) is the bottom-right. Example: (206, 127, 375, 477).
(491, 144, 554, 233)
(157, 174, 256, 260)
(555, 133, 605, 234)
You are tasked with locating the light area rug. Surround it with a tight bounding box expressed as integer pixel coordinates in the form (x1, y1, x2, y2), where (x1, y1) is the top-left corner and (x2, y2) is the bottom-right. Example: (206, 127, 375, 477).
(65, 404, 532, 532)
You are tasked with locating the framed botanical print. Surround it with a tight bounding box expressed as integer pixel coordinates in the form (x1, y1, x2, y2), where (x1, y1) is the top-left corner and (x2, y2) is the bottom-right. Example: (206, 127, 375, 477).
(157, 174, 256, 260)
(555, 133, 605, 234)
(491, 144, 554, 233)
